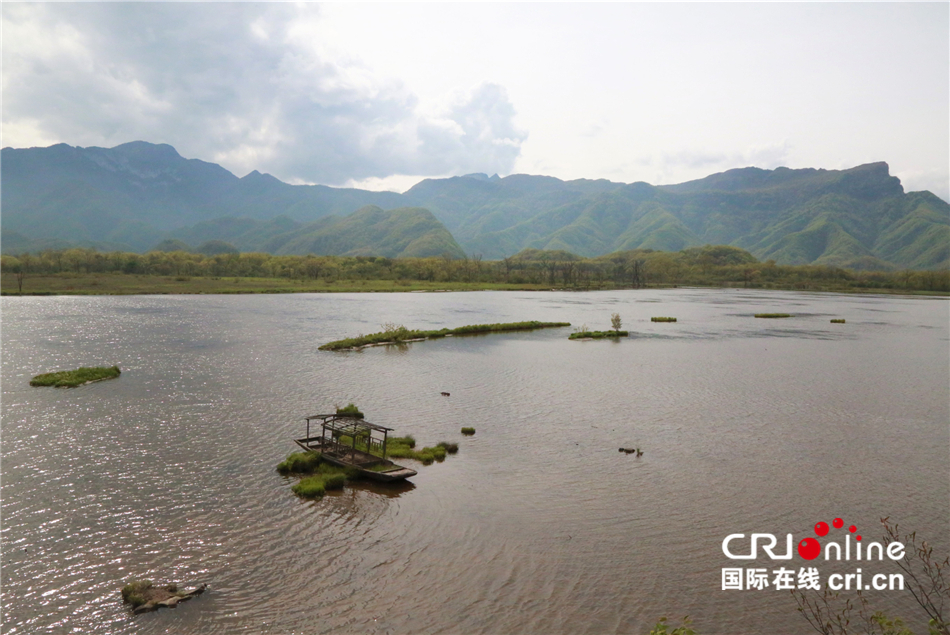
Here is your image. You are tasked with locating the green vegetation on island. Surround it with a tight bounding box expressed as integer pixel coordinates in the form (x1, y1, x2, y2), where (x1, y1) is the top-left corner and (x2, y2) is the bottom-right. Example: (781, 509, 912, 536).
(278, 433, 462, 497)
(121, 580, 206, 613)
(30, 365, 121, 387)
(276, 451, 358, 498)
(336, 403, 364, 418)
(460, 427, 476, 436)
(569, 330, 630, 340)
(651, 317, 677, 322)
(830, 318, 846, 323)
(319, 321, 571, 351)
(754, 313, 792, 318)
(338, 434, 452, 466)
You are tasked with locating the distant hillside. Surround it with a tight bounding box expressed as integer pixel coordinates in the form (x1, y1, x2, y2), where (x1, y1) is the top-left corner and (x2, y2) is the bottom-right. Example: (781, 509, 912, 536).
(2, 142, 947, 269)
(404, 163, 949, 270)
(166, 206, 464, 258)
(0, 141, 401, 252)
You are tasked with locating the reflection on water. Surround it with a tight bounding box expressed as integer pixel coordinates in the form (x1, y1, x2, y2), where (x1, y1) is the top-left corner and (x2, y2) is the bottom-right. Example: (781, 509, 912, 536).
(1, 289, 948, 634)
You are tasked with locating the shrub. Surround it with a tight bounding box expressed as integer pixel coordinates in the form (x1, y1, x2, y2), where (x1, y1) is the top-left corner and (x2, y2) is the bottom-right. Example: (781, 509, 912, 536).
(830, 318, 846, 323)
(461, 427, 476, 435)
(437, 441, 459, 454)
(336, 403, 364, 418)
(127, 593, 146, 607)
(754, 313, 791, 318)
(122, 580, 152, 607)
(651, 317, 677, 322)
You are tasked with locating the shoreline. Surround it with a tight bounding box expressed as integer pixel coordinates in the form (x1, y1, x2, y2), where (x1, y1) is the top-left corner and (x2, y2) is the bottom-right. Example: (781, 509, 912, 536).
(2, 273, 946, 298)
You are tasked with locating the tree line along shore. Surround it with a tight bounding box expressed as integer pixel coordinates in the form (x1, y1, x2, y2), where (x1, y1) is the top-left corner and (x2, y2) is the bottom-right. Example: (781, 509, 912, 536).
(2, 244, 947, 296)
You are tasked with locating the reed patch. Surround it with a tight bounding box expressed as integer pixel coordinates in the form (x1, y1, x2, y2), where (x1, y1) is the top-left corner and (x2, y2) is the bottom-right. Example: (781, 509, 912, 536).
(30, 365, 121, 387)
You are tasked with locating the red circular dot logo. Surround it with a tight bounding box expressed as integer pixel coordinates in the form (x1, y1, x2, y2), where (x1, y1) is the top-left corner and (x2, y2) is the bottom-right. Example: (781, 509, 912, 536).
(833, 518, 844, 529)
(856, 535, 862, 541)
(849, 525, 857, 533)
(815, 521, 829, 537)
(798, 537, 821, 560)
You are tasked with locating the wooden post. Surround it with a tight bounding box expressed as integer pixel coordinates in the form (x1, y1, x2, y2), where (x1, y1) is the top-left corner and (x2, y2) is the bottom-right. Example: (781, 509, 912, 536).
(383, 430, 388, 460)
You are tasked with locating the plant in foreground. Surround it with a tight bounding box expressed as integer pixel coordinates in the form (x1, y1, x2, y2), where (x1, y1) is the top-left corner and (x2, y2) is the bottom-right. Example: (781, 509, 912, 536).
(794, 517, 948, 635)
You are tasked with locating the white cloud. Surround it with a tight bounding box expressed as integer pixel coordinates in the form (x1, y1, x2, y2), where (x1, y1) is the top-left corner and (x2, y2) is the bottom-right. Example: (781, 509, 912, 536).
(1, 3, 526, 185)
(895, 169, 950, 203)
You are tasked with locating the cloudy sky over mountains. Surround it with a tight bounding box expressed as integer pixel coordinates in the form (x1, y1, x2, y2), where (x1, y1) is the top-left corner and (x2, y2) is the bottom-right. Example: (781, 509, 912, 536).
(3, 3, 948, 199)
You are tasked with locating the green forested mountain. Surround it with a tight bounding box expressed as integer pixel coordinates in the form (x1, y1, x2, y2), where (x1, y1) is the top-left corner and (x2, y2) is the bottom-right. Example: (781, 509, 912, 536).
(170, 206, 464, 258)
(2, 142, 947, 269)
(0, 141, 403, 252)
(406, 164, 949, 269)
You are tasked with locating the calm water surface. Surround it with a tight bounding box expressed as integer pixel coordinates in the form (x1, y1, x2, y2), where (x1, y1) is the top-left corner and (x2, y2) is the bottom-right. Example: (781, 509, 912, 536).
(2, 289, 948, 634)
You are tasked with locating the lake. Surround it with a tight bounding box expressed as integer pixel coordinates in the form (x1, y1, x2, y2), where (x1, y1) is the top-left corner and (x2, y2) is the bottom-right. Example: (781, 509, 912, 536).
(2, 288, 947, 634)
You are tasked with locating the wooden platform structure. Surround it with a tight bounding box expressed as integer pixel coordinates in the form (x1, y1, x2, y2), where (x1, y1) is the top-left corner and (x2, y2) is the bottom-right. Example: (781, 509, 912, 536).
(294, 414, 417, 481)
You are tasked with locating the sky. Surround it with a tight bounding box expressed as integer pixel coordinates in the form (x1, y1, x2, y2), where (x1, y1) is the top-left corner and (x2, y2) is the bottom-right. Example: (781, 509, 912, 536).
(3, 3, 948, 200)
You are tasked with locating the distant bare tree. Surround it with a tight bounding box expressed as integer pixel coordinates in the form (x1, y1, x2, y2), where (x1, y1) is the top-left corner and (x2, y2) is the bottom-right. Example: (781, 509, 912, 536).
(501, 255, 513, 282)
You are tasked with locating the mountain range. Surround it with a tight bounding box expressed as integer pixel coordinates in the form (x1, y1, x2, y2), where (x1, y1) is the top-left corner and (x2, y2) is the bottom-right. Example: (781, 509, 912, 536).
(2, 141, 947, 269)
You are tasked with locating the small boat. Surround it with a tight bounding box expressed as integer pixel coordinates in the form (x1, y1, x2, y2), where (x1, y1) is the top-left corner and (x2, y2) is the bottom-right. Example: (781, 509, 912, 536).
(294, 413, 417, 482)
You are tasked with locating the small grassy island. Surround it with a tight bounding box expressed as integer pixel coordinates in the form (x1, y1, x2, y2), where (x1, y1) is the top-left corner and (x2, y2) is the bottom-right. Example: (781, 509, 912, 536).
(121, 580, 206, 614)
(336, 403, 364, 418)
(830, 318, 846, 323)
(280, 405, 462, 498)
(651, 317, 677, 322)
(278, 437, 459, 498)
(460, 427, 476, 435)
(754, 313, 792, 318)
(319, 321, 571, 351)
(569, 330, 629, 340)
(30, 365, 121, 387)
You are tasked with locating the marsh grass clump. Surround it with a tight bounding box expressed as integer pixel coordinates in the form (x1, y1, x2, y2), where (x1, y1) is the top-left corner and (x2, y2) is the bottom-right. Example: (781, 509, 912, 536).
(339, 433, 450, 465)
(318, 321, 571, 351)
(122, 581, 153, 607)
(437, 441, 459, 454)
(278, 451, 354, 497)
(754, 313, 792, 318)
(292, 476, 326, 498)
(276, 452, 323, 475)
(30, 365, 121, 387)
(461, 427, 476, 436)
(651, 317, 677, 322)
(830, 319, 846, 323)
(322, 473, 346, 490)
(569, 330, 628, 340)
(390, 435, 415, 448)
